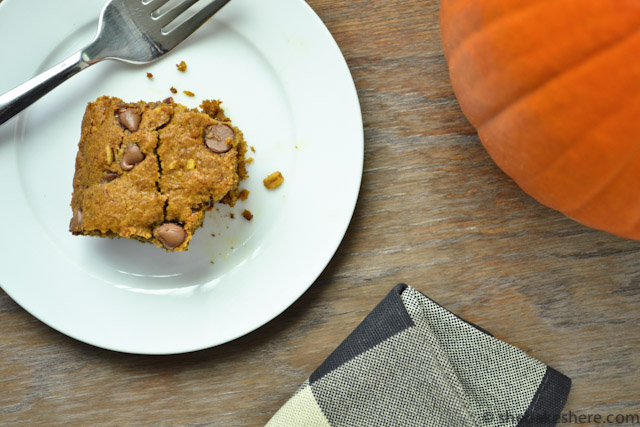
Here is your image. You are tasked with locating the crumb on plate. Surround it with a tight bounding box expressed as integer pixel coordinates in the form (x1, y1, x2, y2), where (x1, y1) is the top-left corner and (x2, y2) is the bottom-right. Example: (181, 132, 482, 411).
(263, 171, 284, 190)
(241, 209, 253, 221)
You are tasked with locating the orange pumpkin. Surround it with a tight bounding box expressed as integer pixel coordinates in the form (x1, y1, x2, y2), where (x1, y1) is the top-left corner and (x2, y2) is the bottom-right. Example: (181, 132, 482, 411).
(440, 0, 640, 239)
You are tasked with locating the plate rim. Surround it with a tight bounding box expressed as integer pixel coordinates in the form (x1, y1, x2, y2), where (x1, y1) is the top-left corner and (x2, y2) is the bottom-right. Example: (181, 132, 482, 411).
(0, 0, 363, 354)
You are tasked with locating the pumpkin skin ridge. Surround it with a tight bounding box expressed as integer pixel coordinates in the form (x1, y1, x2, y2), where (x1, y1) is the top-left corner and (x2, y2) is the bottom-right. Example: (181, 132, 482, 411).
(476, 28, 640, 220)
(474, 24, 640, 132)
(561, 136, 640, 218)
(479, 83, 640, 235)
(556, 147, 640, 217)
(441, 0, 640, 240)
(441, 0, 552, 62)
(516, 90, 640, 202)
(444, 1, 640, 131)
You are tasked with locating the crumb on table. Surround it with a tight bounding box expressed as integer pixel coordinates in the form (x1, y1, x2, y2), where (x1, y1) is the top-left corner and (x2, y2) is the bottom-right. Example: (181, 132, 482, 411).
(241, 209, 253, 221)
(146, 72, 153, 79)
(183, 90, 195, 97)
(170, 86, 177, 94)
(239, 189, 250, 201)
(263, 171, 284, 190)
(176, 61, 187, 72)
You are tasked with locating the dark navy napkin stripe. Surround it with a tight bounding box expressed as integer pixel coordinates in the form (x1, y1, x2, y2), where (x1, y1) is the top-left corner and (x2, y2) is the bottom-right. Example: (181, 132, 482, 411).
(310, 284, 414, 384)
(517, 366, 572, 427)
(269, 283, 572, 427)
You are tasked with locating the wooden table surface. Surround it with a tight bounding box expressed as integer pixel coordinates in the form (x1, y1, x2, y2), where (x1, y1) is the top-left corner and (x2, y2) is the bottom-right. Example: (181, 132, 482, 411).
(2, 0, 640, 425)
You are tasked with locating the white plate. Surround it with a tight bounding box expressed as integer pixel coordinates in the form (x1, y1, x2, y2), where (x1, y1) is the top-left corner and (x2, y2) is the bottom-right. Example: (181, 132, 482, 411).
(0, 0, 363, 354)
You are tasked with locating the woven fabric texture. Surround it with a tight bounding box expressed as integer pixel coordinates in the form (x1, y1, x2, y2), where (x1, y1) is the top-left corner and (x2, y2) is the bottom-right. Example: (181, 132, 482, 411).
(267, 284, 571, 427)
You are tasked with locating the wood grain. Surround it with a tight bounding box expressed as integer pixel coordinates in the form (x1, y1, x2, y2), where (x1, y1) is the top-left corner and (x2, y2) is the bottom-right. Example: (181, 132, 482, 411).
(2, 0, 640, 425)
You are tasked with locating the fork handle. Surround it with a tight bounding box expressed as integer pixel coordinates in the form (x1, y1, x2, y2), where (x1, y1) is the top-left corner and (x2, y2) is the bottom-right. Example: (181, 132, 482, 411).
(0, 50, 91, 127)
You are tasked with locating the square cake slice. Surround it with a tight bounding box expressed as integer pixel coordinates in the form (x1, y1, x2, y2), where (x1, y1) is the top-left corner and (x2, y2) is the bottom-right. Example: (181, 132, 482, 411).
(69, 96, 247, 251)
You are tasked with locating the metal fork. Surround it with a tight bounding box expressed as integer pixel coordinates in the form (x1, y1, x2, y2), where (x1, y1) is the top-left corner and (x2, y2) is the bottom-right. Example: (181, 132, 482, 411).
(0, 0, 231, 127)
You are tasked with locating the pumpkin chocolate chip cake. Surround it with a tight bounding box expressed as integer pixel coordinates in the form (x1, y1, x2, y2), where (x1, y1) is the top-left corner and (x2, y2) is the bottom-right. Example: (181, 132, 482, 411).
(69, 96, 247, 251)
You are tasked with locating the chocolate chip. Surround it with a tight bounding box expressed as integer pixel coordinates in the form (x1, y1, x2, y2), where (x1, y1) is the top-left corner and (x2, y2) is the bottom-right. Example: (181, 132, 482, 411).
(204, 124, 234, 153)
(156, 223, 187, 249)
(69, 209, 82, 231)
(120, 144, 145, 171)
(102, 172, 119, 182)
(117, 106, 141, 132)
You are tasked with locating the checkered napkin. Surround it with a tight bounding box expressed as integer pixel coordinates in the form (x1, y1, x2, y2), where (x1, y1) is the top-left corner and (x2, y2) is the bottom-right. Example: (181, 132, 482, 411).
(267, 284, 571, 427)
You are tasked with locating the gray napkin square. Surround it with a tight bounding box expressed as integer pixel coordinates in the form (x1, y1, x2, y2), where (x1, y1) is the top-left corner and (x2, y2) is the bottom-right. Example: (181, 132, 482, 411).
(268, 284, 570, 426)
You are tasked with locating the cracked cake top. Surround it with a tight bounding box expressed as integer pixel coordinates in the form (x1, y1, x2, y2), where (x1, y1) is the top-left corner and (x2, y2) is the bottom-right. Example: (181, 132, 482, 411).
(69, 96, 247, 251)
